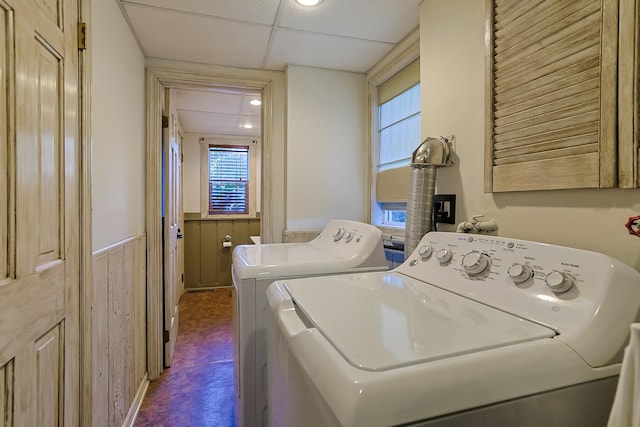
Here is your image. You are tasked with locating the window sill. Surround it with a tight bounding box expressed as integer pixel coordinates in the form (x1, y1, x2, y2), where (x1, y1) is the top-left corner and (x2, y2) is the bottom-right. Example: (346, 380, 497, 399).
(193, 213, 260, 221)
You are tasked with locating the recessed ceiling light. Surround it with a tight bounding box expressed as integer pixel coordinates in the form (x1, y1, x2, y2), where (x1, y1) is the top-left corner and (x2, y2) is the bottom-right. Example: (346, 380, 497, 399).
(250, 99, 261, 106)
(242, 123, 254, 129)
(295, 0, 321, 6)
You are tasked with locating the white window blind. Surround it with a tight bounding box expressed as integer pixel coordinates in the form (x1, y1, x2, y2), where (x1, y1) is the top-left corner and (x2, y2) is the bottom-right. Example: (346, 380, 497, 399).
(376, 83, 420, 202)
(208, 145, 249, 214)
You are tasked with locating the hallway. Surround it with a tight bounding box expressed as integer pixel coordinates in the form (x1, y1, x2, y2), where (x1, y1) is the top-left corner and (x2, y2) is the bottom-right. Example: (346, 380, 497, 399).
(135, 289, 235, 426)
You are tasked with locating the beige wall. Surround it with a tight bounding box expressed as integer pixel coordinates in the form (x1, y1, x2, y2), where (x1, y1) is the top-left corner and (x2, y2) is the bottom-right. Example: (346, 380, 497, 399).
(92, 0, 146, 251)
(285, 65, 368, 230)
(420, 0, 640, 270)
(183, 133, 201, 213)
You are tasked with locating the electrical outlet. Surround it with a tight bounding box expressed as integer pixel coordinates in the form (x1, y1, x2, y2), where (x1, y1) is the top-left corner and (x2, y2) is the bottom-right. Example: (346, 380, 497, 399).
(434, 194, 456, 224)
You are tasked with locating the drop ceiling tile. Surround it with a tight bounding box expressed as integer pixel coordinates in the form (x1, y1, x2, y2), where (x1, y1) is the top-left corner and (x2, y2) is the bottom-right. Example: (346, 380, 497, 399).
(178, 111, 234, 129)
(266, 28, 394, 73)
(122, 0, 280, 25)
(239, 94, 262, 116)
(171, 89, 243, 114)
(124, 3, 271, 68)
(280, 0, 420, 42)
(235, 115, 261, 130)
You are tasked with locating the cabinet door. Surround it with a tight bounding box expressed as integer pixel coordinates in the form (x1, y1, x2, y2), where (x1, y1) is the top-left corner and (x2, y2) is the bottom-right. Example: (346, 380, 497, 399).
(618, 0, 640, 188)
(484, 0, 619, 192)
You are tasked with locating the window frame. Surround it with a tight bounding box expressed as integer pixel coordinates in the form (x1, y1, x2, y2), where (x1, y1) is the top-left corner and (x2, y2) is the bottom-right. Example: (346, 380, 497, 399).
(207, 144, 250, 215)
(200, 137, 260, 219)
(367, 29, 420, 233)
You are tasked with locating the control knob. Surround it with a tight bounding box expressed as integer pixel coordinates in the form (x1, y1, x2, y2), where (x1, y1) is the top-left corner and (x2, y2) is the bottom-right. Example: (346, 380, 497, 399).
(333, 228, 345, 242)
(418, 245, 434, 260)
(507, 264, 533, 284)
(461, 251, 491, 275)
(436, 248, 453, 264)
(545, 270, 573, 293)
(345, 232, 355, 243)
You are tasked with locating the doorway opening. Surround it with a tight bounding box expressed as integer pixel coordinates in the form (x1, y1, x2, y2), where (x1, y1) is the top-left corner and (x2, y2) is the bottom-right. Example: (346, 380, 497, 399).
(146, 68, 273, 380)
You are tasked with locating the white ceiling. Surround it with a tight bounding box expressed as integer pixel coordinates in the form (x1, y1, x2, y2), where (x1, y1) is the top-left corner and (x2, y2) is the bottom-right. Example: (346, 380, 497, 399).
(119, 0, 421, 136)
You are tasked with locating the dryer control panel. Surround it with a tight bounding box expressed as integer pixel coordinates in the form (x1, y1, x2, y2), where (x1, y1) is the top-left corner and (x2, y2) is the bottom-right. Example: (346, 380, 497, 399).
(396, 232, 640, 367)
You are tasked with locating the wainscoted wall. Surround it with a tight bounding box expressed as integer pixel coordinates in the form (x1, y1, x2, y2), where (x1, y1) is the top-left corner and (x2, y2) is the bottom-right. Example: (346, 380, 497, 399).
(184, 216, 260, 289)
(92, 234, 147, 426)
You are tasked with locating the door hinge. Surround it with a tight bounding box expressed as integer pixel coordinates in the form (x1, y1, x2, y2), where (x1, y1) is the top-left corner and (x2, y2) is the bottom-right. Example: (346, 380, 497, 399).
(181, 274, 184, 283)
(163, 330, 170, 343)
(162, 115, 169, 129)
(77, 22, 87, 50)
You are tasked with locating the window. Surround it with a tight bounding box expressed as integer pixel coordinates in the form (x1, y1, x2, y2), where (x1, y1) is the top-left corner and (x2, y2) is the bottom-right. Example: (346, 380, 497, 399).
(376, 84, 420, 227)
(207, 145, 249, 215)
(367, 30, 419, 229)
(200, 137, 260, 218)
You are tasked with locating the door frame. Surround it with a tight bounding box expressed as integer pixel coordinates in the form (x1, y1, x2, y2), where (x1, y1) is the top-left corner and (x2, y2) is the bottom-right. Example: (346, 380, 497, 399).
(78, 0, 93, 424)
(145, 67, 274, 379)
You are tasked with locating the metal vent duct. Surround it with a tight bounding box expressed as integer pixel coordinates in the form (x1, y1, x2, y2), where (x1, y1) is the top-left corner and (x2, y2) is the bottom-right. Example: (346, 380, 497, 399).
(404, 137, 454, 258)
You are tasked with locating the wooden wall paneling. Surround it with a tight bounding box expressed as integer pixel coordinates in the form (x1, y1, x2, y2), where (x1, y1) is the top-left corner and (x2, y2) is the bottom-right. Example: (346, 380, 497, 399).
(134, 237, 147, 388)
(249, 219, 261, 238)
(91, 253, 109, 426)
(184, 219, 260, 289)
(92, 234, 147, 427)
(217, 221, 234, 286)
(233, 220, 250, 245)
(108, 247, 126, 426)
(123, 242, 136, 412)
(184, 220, 201, 288)
(200, 221, 219, 287)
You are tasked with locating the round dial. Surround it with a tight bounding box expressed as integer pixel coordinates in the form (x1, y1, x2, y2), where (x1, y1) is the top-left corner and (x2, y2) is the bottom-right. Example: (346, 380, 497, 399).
(418, 245, 434, 260)
(345, 232, 355, 243)
(508, 263, 533, 284)
(461, 252, 490, 275)
(333, 228, 345, 242)
(436, 248, 453, 264)
(545, 270, 573, 293)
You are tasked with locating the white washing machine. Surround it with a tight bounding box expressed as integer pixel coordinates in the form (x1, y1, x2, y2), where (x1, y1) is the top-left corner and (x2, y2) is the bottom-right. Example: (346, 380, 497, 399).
(231, 219, 388, 427)
(266, 232, 640, 427)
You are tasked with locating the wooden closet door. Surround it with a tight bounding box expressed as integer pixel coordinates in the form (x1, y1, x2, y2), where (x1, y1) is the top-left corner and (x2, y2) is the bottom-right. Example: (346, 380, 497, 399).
(0, 0, 80, 424)
(485, 0, 619, 192)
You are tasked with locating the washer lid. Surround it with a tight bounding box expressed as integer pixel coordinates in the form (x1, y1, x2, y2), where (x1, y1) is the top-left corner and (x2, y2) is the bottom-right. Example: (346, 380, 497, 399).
(233, 243, 344, 279)
(284, 272, 556, 372)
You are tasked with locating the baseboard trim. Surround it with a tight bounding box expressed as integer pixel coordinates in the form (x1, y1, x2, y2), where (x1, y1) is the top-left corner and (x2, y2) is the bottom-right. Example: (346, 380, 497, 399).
(185, 285, 233, 292)
(123, 374, 149, 427)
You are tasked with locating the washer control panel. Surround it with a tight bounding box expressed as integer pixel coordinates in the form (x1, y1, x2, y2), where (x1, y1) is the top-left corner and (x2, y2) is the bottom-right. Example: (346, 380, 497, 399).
(396, 232, 640, 351)
(310, 219, 387, 269)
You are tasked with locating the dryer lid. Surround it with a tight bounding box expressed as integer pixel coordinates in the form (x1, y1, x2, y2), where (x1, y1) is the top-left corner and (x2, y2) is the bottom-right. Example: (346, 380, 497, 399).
(284, 272, 556, 372)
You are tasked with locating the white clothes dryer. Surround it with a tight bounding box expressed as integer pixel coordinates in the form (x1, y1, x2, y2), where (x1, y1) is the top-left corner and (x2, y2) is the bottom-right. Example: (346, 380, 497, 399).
(267, 232, 640, 427)
(231, 219, 388, 427)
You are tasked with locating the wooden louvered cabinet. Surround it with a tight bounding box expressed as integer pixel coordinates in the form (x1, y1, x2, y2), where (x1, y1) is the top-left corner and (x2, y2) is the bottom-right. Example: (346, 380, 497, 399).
(484, 0, 639, 192)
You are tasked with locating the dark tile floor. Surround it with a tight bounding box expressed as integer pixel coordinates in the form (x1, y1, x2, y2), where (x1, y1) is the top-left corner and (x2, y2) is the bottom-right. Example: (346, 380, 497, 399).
(135, 289, 235, 427)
